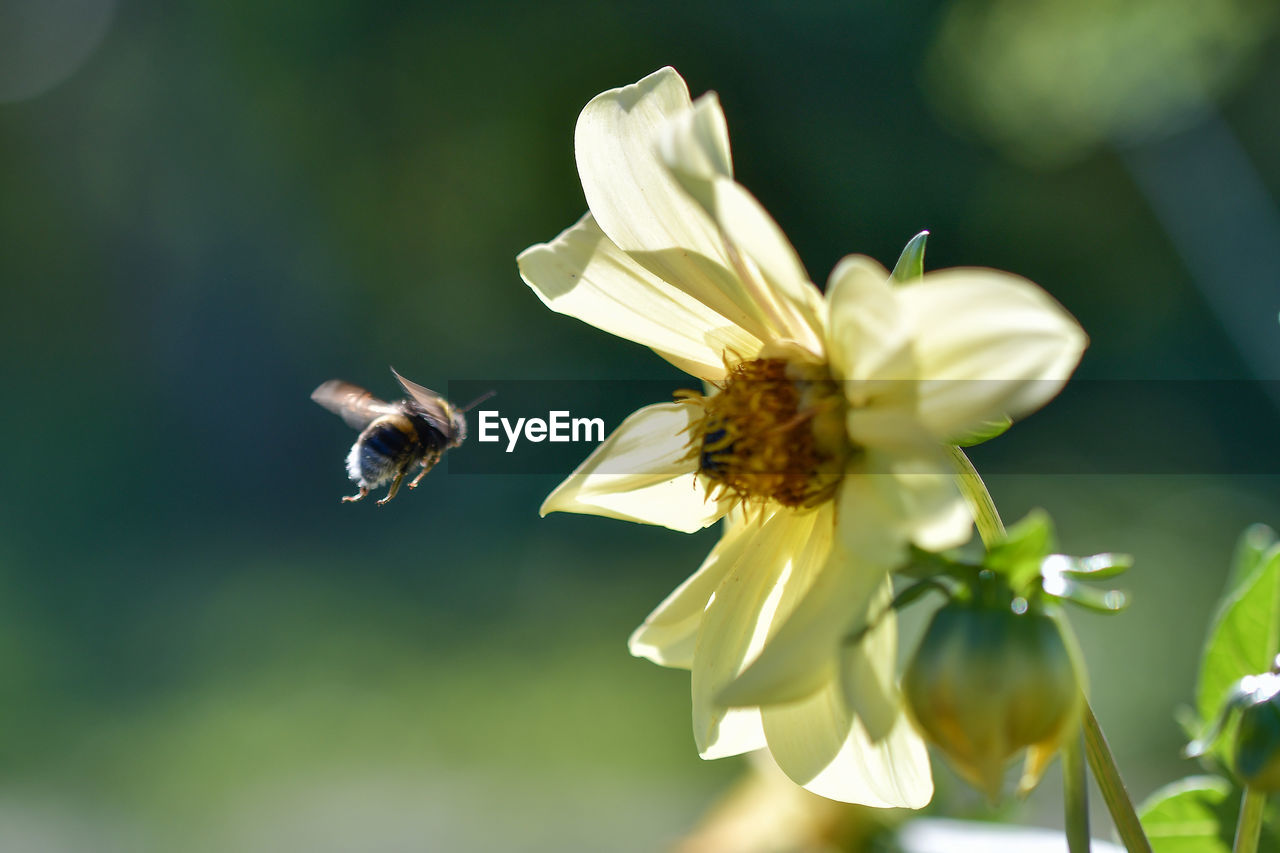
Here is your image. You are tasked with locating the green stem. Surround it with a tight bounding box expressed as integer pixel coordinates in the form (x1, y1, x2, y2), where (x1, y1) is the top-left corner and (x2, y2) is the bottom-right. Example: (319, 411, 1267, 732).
(1082, 703, 1153, 853)
(1063, 729, 1091, 853)
(1233, 787, 1267, 853)
(947, 446, 1152, 853)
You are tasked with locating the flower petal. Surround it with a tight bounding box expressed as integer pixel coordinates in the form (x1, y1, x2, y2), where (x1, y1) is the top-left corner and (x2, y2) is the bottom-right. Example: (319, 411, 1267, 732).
(897, 268, 1087, 441)
(762, 677, 933, 808)
(717, 460, 964, 711)
(844, 407, 937, 457)
(575, 67, 775, 342)
(517, 212, 761, 381)
(717, 485, 898, 708)
(838, 576, 901, 743)
(692, 509, 825, 758)
(540, 402, 727, 533)
(628, 514, 756, 669)
(659, 93, 827, 352)
(824, 255, 914, 387)
(826, 256, 936, 459)
(831, 467, 918, 567)
(852, 452, 974, 553)
(654, 92, 732, 209)
(701, 708, 767, 761)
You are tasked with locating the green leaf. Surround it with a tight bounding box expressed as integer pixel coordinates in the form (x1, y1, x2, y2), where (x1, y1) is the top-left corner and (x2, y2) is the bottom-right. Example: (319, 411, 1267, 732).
(952, 414, 1013, 447)
(900, 546, 960, 579)
(1059, 552, 1134, 580)
(984, 509, 1054, 591)
(1140, 776, 1280, 852)
(1196, 544, 1280, 736)
(1229, 524, 1278, 593)
(1044, 575, 1130, 612)
(890, 230, 929, 282)
(1139, 776, 1235, 852)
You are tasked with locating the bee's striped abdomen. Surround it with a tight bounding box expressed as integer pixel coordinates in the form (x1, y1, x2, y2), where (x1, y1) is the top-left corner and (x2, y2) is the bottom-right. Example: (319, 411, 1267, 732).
(346, 414, 420, 488)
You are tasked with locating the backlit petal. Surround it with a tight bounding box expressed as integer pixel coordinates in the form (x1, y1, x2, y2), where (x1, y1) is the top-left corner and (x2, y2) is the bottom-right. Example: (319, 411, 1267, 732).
(762, 677, 933, 808)
(692, 509, 822, 758)
(575, 67, 775, 342)
(629, 515, 757, 669)
(874, 454, 974, 552)
(832, 467, 916, 567)
(837, 452, 973, 554)
(838, 577, 900, 743)
(540, 403, 727, 533)
(824, 255, 914, 387)
(518, 212, 762, 381)
(659, 93, 827, 352)
(718, 493, 896, 708)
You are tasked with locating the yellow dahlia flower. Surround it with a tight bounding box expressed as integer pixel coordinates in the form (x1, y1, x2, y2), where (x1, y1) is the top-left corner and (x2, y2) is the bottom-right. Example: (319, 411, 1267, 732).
(517, 67, 1086, 807)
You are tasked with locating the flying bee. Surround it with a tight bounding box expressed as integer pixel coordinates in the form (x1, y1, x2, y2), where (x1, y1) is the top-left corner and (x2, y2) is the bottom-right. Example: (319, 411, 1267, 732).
(311, 369, 492, 505)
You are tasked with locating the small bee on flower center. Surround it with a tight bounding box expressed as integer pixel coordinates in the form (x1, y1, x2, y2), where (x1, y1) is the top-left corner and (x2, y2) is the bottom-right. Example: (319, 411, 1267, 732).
(679, 357, 851, 509)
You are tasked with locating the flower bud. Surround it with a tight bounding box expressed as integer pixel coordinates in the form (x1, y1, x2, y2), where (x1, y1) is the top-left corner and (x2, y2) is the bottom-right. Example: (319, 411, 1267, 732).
(1233, 673, 1280, 791)
(903, 599, 1083, 800)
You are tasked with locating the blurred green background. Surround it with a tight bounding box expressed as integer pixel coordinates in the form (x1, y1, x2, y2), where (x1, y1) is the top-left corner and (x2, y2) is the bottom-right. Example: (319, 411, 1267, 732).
(2, 1, 1279, 849)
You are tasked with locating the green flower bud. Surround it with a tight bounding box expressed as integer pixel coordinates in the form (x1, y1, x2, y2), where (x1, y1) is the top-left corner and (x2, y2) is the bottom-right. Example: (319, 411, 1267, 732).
(1233, 672, 1280, 791)
(903, 598, 1084, 800)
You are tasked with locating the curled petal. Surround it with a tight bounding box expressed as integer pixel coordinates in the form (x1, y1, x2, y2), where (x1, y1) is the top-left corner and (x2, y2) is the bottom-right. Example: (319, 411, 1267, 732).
(898, 268, 1087, 442)
(518, 212, 761, 381)
(824, 255, 914, 387)
(541, 403, 727, 533)
(653, 90, 733, 204)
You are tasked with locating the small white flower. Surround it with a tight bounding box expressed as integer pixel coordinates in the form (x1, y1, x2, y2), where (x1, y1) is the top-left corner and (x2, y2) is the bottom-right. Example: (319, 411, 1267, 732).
(518, 67, 1086, 806)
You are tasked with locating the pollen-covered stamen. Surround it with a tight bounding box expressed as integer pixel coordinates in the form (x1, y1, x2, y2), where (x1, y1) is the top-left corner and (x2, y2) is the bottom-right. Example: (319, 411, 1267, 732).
(680, 358, 851, 508)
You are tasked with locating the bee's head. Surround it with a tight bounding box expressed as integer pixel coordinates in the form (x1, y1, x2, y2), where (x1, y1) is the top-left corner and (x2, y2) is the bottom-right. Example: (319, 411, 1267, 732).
(451, 390, 494, 446)
(450, 409, 469, 446)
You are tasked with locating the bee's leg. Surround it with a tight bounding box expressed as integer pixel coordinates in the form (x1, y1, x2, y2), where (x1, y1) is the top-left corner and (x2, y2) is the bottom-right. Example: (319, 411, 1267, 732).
(376, 471, 406, 506)
(342, 487, 369, 503)
(407, 453, 441, 489)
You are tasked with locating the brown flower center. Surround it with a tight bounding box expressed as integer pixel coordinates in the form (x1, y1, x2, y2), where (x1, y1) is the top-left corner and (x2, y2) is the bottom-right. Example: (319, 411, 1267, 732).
(680, 357, 851, 509)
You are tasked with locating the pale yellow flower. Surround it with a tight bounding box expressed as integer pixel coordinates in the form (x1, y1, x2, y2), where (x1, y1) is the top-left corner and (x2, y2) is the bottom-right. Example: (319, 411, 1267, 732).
(518, 67, 1086, 806)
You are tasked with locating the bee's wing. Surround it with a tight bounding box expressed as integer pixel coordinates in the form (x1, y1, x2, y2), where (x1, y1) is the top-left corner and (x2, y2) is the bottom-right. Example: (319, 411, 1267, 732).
(311, 380, 398, 430)
(390, 367, 455, 436)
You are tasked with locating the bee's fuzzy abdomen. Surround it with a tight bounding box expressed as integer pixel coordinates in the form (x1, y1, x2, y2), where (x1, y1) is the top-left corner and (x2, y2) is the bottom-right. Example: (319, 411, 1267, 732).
(346, 415, 419, 488)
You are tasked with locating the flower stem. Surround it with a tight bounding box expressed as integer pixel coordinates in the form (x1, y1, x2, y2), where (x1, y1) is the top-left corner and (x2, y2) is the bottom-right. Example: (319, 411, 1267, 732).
(1233, 787, 1267, 853)
(1063, 729, 1091, 853)
(1082, 702, 1152, 853)
(946, 446, 1005, 545)
(947, 447, 1153, 853)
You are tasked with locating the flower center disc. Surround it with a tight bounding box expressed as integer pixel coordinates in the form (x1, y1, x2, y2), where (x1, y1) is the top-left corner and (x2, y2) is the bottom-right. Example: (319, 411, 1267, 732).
(686, 357, 850, 509)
